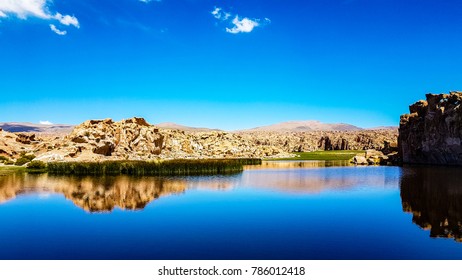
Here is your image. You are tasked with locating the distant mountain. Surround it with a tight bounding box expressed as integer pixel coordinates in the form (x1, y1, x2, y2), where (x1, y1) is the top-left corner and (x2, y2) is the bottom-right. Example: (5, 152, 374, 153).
(155, 122, 221, 132)
(242, 120, 363, 132)
(367, 126, 399, 130)
(0, 122, 74, 134)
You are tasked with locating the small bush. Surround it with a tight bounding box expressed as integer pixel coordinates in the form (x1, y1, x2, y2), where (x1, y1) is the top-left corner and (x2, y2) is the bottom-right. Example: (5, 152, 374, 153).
(22, 154, 36, 161)
(14, 153, 36, 166)
(4, 160, 14, 165)
(27, 160, 47, 170)
(0, 155, 8, 163)
(15, 157, 32, 166)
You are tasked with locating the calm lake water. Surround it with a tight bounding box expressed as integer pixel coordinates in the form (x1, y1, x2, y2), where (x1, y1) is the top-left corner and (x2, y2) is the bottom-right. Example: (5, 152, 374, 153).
(1, 161, 461, 260)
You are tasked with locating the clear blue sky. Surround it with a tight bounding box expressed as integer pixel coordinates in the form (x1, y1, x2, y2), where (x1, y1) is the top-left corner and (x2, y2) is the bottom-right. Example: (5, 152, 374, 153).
(1, 0, 461, 130)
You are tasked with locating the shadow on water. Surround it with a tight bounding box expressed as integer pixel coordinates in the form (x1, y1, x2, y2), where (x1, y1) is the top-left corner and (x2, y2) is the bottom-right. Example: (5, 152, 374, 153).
(400, 166, 462, 242)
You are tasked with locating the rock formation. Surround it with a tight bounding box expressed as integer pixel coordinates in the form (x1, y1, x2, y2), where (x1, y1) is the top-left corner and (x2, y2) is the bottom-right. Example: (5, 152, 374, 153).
(399, 91, 462, 165)
(0, 117, 398, 162)
(35, 117, 164, 161)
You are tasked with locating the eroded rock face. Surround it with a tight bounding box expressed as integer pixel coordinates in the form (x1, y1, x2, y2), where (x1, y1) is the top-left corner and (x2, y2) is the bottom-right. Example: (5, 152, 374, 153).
(15, 133, 36, 145)
(399, 91, 462, 165)
(160, 129, 397, 159)
(61, 117, 164, 161)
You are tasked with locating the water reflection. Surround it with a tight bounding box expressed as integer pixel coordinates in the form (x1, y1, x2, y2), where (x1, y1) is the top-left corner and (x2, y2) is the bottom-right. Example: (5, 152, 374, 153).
(0, 173, 244, 212)
(400, 166, 462, 242)
(1, 161, 398, 212)
(242, 167, 398, 193)
(244, 160, 352, 170)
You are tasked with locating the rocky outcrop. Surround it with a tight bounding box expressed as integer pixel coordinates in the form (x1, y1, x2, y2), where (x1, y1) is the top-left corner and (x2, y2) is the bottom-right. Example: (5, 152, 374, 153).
(0, 117, 398, 162)
(15, 133, 37, 145)
(0, 130, 37, 158)
(399, 91, 462, 165)
(53, 117, 164, 161)
(160, 129, 397, 159)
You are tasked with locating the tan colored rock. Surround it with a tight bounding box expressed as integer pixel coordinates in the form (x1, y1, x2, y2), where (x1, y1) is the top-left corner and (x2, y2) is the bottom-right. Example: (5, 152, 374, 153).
(0, 116, 398, 161)
(353, 156, 368, 165)
(60, 117, 164, 161)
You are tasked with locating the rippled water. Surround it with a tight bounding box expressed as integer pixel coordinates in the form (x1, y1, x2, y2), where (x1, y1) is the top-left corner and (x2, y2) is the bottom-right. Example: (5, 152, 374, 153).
(0, 161, 461, 259)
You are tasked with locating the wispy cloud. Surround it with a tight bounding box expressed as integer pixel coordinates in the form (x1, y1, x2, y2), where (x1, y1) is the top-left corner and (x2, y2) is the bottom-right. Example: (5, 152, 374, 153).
(211, 7, 269, 34)
(49, 24, 66, 35)
(0, 0, 79, 35)
(139, 0, 161, 3)
(211, 7, 230, 21)
(39, 120, 53, 125)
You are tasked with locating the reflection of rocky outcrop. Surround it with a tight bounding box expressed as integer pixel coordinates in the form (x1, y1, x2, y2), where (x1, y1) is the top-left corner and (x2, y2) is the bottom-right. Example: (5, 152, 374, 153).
(54, 177, 185, 212)
(0, 174, 186, 212)
(399, 91, 462, 165)
(400, 167, 462, 242)
(0, 173, 239, 212)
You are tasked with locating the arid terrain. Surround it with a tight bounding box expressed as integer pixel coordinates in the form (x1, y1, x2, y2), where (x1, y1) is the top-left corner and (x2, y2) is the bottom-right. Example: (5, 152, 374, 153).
(0, 118, 398, 163)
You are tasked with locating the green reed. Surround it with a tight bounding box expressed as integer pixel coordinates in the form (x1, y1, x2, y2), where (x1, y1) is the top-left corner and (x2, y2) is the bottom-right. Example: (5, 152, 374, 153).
(46, 158, 261, 176)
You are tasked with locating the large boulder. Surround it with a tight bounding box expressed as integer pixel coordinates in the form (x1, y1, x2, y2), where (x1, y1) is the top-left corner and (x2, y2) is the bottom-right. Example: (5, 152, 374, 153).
(399, 91, 462, 165)
(64, 117, 164, 159)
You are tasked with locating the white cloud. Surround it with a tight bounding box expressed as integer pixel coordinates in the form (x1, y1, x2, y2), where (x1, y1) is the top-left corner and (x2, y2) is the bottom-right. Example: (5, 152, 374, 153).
(226, 16, 259, 34)
(211, 7, 268, 34)
(39, 120, 53, 125)
(0, 0, 79, 34)
(0, 0, 50, 19)
(139, 0, 161, 3)
(53, 13, 79, 28)
(211, 7, 230, 21)
(49, 24, 66, 35)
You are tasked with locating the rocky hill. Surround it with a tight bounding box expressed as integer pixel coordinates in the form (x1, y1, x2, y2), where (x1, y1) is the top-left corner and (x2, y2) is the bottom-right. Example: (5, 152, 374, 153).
(0, 117, 398, 163)
(399, 91, 462, 165)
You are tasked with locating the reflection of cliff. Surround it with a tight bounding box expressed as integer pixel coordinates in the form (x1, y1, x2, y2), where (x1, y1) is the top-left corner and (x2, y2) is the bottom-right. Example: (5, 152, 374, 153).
(400, 167, 462, 242)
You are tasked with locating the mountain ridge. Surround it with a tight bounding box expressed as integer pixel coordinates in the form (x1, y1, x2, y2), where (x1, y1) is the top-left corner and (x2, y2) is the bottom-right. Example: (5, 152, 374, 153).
(0, 120, 396, 134)
(0, 122, 74, 134)
(239, 120, 363, 132)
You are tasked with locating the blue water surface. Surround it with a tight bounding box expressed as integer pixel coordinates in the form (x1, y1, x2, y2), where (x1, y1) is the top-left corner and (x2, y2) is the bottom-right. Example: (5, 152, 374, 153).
(0, 163, 461, 259)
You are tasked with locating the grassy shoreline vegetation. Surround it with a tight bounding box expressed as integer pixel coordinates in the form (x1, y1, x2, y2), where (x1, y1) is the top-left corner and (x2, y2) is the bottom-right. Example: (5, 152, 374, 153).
(268, 150, 366, 161)
(44, 158, 262, 176)
(0, 165, 26, 175)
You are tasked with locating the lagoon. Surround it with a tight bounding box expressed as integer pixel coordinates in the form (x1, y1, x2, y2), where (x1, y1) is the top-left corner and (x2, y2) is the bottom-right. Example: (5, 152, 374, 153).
(0, 162, 461, 259)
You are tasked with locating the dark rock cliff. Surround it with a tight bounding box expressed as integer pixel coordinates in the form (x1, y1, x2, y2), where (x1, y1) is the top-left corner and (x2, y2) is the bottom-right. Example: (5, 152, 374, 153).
(399, 91, 462, 165)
